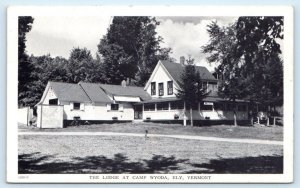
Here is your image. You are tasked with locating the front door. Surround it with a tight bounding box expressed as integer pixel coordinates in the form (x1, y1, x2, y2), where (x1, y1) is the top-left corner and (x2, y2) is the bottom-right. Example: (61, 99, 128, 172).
(134, 105, 143, 119)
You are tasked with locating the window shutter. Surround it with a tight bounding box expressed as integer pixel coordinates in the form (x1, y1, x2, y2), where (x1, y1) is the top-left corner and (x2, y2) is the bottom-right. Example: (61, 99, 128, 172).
(80, 103, 85, 111)
(70, 102, 74, 110)
(107, 104, 111, 111)
(119, 104, 124, 111)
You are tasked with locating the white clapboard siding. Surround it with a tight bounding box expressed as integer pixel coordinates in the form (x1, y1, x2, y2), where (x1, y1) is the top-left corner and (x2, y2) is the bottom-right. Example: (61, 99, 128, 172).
(70, 102, 74, 110)
(107, 103, 111, 111)
(80, 103, 85, 111)
(119, 104, 124, 111)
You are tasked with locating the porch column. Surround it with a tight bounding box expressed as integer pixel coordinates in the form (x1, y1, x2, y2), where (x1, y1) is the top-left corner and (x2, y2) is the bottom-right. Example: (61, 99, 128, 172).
(206, 82, 209, 93)
(183, 101, 187, 126)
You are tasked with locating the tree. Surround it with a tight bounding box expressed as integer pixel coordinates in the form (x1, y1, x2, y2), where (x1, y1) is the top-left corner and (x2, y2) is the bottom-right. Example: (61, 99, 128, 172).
(65, 47, 96, 83)
(176, 56, 207, 126)
(235, 16, 284, 108)
(18, 16, 34, 106)
(98, 16, 171, 86)
(202, 17, 284, 126)
(202, 22, 242, 126)
(25, 55, 69, 106)
(98, 41, 128, 84)
(236, 17, 283, 59)
(22, 46, 106, 106)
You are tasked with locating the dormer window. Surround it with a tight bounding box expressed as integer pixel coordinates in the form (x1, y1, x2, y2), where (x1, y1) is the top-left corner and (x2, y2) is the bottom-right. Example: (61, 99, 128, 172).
(158, 83, 164, 96)
(151, 82, 156, 95)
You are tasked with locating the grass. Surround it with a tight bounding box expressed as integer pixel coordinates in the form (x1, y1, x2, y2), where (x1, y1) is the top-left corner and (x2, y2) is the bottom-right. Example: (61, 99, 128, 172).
(18, 135, 283, 174)
(19, 122, 283, 141)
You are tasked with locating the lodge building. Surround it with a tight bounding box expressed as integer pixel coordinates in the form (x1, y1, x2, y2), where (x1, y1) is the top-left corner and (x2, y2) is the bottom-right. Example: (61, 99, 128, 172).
(35, 59, 251, 128)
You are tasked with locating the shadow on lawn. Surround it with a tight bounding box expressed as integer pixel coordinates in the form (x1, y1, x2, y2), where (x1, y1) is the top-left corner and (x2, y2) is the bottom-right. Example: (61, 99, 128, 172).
(187, 155, 283, 174)
(19, 153, 187, 174)
(19, 153, 283, 174)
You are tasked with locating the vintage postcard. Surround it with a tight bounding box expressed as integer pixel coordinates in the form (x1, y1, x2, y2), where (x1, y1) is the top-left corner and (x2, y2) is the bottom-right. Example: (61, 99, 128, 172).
(7, 6, 293, 183)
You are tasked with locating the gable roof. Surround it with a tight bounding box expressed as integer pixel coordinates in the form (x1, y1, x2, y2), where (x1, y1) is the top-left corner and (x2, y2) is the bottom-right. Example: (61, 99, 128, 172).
(160, 60, 217, 84)
(99, 84, 152, 101)
(49, 82, 91, 102)
(45, 81, 151, 104)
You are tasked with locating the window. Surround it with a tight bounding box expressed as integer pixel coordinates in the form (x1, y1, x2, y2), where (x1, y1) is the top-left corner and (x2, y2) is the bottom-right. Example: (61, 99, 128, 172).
(157, 102, 169, 110)
(73, 102, 80, 110)
(151, 82, 156, 95)
(167, 81, 173, 95)
(158, 83, 164, 96)
(201, 102, 213, 111)
(258, 105, 268, 112)
(208, 82, 218, 92)
(170, 101, 184, 110)
(202, 82, 207, 91)
(214, 103, 224, 111)
(49, 98, 58, 105)
(226, 103, 235, 111)
(238, 104, 247, 111)
(111, 104, 119, 111)
(144, 103, 155, 111)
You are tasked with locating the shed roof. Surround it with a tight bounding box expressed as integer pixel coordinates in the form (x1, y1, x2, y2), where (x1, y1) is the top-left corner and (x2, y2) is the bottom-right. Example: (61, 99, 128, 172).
(99, 84, 152, 101)
(141, 97, 181, 103)
(160, 60, 217, 84)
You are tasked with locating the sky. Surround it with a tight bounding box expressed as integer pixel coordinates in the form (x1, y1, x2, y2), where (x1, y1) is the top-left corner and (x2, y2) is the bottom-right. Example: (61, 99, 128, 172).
(26, 16, 237, 71)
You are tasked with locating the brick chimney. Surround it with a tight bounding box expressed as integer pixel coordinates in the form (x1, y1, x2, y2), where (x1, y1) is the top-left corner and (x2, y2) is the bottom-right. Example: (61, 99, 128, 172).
(180, 56, 185, 65)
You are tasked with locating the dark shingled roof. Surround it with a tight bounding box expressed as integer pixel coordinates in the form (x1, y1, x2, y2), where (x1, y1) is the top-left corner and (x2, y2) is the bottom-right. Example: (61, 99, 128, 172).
(47, 81, 248, 104)
(99, 84, 152, 101)
(79, 82, 112, 103)
(49, 82, 91, 102)
(48, 81, 151, 103)
(160, 60, 217, 84)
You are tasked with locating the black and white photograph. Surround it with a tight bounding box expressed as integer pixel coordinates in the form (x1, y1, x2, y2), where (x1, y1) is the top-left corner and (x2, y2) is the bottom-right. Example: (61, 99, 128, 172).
(7, 6, 293, 183)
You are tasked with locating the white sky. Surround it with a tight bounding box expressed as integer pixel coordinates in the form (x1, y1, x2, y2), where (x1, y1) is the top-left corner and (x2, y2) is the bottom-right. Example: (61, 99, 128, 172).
(26, 16, 237, 72)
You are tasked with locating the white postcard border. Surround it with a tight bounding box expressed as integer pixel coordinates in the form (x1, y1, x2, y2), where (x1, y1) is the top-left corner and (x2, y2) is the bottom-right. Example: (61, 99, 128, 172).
(7, 5, 294, 183)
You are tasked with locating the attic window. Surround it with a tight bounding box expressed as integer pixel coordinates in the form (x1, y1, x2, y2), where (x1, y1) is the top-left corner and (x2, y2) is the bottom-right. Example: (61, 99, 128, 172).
(151, 82, 156, 95)
(73, 103, 80, 110)
(49, 99, 58, 105)
(167, 81, 173, 95)
(158, 83, 164, 96)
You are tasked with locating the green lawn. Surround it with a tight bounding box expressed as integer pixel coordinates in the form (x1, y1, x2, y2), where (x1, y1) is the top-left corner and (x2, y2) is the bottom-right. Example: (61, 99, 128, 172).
(19, 122, 283, 141)
(18, 134, 283, 174)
